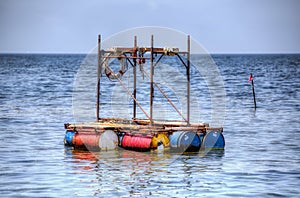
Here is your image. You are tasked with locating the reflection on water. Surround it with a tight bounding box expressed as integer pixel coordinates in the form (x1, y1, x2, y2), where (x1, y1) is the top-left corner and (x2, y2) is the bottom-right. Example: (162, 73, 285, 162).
(65, 148, 225, 197)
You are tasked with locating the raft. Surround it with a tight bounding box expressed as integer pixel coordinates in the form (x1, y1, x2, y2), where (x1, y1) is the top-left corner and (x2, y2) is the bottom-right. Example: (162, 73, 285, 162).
(64, 118, 224, 152)
(64, 34, 225, 152)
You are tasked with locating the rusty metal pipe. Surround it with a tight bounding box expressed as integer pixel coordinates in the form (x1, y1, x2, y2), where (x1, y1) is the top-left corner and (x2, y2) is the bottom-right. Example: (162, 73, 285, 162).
(133, 36, 137, 119)
(150, 35, 154, 125)
(96, 35, 101, 121)
(187, 35, 190, 126)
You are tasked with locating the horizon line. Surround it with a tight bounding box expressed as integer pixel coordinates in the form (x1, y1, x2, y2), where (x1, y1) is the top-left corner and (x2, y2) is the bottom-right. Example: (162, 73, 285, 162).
(1, 51, 300, 55)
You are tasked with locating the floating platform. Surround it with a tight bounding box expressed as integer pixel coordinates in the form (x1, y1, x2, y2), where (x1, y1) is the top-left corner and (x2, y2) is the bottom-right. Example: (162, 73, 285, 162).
(64, 118, 225, 152)
(64, 34, 225, 152)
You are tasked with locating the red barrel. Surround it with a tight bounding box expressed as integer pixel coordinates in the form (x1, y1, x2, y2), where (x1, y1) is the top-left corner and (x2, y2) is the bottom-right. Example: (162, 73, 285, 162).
(73, 132, 100, 150)
(121, 134, 152, 151)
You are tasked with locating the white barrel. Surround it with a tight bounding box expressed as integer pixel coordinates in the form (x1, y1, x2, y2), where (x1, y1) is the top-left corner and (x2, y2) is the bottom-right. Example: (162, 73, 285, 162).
(98, 130, 118, 151)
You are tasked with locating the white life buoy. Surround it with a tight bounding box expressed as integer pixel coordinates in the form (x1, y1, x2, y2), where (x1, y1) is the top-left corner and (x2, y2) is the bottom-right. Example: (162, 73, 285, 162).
(103, 48, 127, 80)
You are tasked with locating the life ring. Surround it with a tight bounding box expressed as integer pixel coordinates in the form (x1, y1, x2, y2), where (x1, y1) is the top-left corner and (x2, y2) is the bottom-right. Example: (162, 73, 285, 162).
(103, 48, 127, 80)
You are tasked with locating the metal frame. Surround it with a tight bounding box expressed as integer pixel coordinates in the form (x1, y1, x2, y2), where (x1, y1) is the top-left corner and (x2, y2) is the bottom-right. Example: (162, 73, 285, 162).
(96, 35, 191, 125)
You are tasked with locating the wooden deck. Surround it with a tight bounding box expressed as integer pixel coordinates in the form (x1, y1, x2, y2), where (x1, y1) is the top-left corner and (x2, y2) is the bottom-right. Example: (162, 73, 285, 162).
(65, 118, 222, 136)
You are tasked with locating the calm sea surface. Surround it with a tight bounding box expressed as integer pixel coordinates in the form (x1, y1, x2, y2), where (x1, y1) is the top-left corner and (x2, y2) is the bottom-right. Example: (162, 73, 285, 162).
(0, 54, 299, 197)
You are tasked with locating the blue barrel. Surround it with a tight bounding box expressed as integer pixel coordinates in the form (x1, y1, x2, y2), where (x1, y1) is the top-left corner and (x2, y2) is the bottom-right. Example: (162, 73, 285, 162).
(170, 131, 201, 152)
(201, 131, 225, 150)
(64, 130, 75, 146)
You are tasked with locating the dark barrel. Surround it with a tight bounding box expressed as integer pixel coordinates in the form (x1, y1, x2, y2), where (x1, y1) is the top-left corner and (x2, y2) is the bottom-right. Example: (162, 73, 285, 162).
(201, 131, 225, 150)
(169, 131, 201, 152)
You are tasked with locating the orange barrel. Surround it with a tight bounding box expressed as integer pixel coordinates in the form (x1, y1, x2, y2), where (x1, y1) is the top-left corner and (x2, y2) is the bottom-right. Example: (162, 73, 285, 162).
(98, 130, 119, 151)
(151, 133, 170, 149)
(121, 134, 152, 151)
(170, 131, 201, 152)
(73, 132, 100, 150)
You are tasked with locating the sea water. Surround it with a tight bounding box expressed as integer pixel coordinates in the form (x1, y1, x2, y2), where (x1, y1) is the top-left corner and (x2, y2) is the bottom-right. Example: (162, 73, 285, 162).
(0, 54, 299, 197)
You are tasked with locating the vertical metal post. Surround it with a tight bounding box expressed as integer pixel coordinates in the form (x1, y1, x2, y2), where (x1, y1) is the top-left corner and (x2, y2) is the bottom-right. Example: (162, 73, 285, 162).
(150, 35, 154, 125)
(250, 73, 257, 110)
(187, 35, 190, 125)
(96, 35, 101, 121)
(133, 36, 137, 119)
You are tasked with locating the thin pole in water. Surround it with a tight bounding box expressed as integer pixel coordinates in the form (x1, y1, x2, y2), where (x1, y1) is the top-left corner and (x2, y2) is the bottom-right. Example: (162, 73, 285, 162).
(133, 36, 137, 119)
(249, 73, 257, 109)
(187, 35, 190, 126)
(150, 35, 154, 125)
(97, 34, 101, 121)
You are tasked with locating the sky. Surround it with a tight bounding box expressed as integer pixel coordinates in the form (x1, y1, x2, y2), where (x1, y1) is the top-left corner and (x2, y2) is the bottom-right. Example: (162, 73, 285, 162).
(0, 0, 299, 54)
